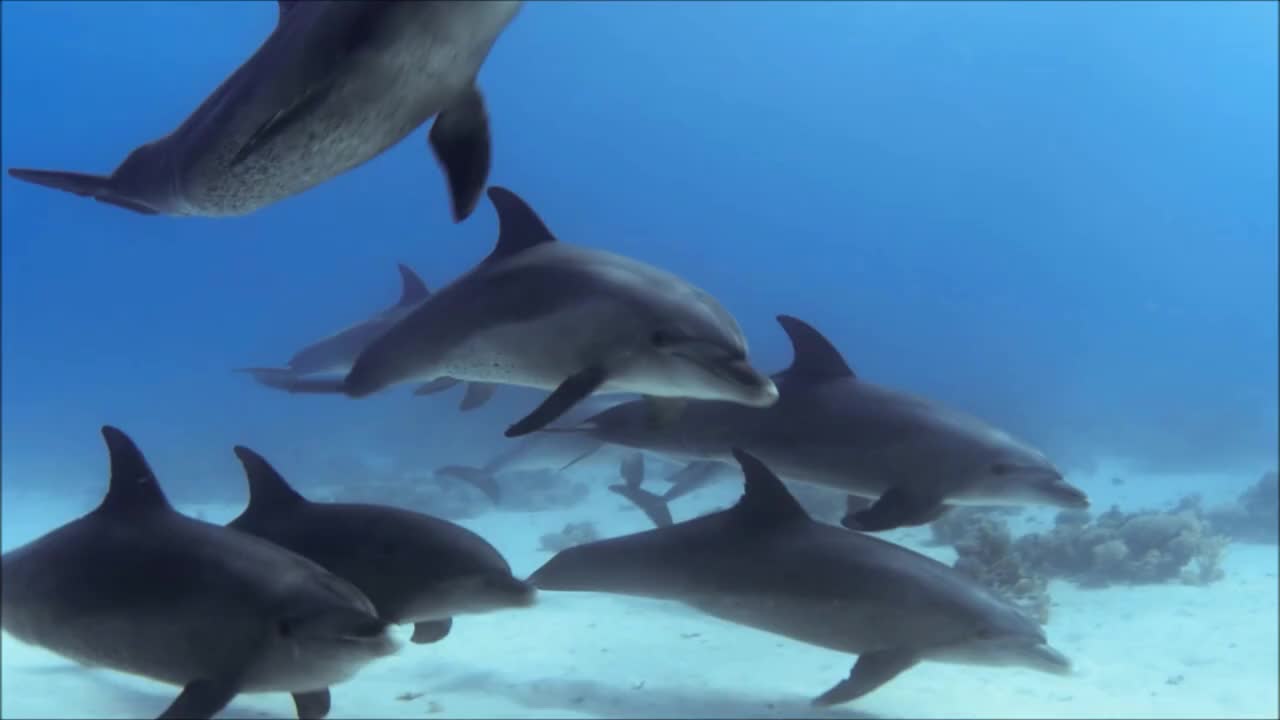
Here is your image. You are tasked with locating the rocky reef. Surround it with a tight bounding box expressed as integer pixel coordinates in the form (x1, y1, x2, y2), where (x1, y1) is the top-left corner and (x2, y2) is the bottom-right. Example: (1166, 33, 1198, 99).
(936, 508, 1054, 624)
(309, 454, 589, 520)
(1016, 497, 1229, 588)
(1204, 470, 1278, 544)
(539, 521, 600, 552)
(929, 495, 1231, 621)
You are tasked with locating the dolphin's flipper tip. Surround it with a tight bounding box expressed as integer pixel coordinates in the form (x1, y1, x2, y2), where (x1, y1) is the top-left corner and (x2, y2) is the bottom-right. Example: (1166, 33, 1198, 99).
(428, 85, 491, 223)
(291, 688, 331, 720)
(841, 487, 947, 532)
(410, 619, 453, 645)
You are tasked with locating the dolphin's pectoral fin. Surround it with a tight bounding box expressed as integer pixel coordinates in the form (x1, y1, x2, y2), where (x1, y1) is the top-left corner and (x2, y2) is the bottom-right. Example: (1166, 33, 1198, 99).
(643, 396, 687, 429)
(609, 483, 674, 528)
(505, 365, 609, 438)
(841, 486, 947, 532)
(844, 494, 874, 515)
(410, 618, 454, 644)
(812, 649, 919, 706)
(157, 678, 239, 719)
(460, 382, 497, 411)
(292, 689, 331, 720)
(429, 84, 491, 222)
(413, 377, 461, 396)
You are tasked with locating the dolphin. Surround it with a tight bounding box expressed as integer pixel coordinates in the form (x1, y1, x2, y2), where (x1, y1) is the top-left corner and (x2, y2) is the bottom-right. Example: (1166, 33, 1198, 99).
(433, 397, 644, 503)
(238, 262, 497, 411)
(607, 454, 730, 528)
(558, 314, 1089, 532)
(529, 449, 1073, 707)
(7, 1, 521, 221)
(226, 446, 536, 647)
(321, 186, 778, 437)
(0, 426, 399, 720)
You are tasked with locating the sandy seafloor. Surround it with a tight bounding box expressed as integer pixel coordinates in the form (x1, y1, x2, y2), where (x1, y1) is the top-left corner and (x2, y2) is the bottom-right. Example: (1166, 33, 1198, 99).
(1, 458, 1276, 720)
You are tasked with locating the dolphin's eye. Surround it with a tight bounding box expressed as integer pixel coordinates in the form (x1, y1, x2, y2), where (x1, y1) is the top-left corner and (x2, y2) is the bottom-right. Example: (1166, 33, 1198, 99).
(277, 619, 294, 638)
(651, 330, 674, 347)
(990, 463, 1013, 476)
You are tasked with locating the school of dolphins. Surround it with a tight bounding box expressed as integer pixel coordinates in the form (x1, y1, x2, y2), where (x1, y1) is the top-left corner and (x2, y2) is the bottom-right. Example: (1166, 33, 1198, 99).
(2, 3, 1095, 718)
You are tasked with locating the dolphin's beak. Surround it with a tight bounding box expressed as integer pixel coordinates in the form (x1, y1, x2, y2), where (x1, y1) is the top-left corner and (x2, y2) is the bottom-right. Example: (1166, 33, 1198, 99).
(1026, 643, 1073, 675)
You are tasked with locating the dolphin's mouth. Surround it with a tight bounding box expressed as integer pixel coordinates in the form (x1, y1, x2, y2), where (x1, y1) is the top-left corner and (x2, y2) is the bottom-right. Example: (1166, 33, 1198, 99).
(1045, 479, 1090, 509)
(1025, 642, 1073, 675)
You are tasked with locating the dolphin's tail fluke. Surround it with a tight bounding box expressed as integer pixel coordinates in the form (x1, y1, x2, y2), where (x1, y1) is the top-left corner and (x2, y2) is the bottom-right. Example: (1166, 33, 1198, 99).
(608, 483, 673, 528)
(436, 465, 500, 504)
(610, 453, 674, 527)
(7, 168, 157, 215)
(237, 367, 302, 392)
(235, 367, 348, 395)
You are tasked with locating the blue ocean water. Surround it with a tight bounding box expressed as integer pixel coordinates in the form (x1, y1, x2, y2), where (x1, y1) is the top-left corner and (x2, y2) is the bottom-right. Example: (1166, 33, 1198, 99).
(1, 2, 1276, 719)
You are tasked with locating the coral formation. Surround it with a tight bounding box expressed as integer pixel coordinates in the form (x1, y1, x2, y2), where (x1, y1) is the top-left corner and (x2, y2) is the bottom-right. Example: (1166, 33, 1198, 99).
(310, 455, 589, 519)
(1204, 470, 1278, 544)
(1013, 497, 1228, 588)
(949, 513, 1053, 624)
(930, 495, 1231, 614)
(539, 521, 600, 552)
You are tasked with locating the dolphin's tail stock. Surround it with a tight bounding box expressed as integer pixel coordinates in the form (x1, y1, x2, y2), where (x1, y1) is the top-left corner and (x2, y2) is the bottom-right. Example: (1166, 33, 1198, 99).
(436, 465, 501, 504)
(7, 168, 157, 215)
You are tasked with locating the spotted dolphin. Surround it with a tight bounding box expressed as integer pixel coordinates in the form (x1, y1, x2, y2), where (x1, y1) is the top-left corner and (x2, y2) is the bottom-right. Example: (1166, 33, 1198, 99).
(7, 1, 521, 221)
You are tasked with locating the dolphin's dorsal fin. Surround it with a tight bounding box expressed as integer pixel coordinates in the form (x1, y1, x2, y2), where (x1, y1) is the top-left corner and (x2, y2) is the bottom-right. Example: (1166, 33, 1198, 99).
(728, 448, 810, 526)
(233, 446, 308, 510)
(396, 263, 430, 307)
(483, 186, 558, 264)
(98, 425, 172, 514)
(775, 315, 855, 382)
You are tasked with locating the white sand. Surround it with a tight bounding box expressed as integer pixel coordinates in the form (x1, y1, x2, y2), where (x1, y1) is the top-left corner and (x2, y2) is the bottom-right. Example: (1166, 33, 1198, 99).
(2, 475, 1277, 720)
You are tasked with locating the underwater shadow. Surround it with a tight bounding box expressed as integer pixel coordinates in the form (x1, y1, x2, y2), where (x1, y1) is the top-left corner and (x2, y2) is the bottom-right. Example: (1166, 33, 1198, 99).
(11, 662, 275, 718)
(432, 670, 881, 719)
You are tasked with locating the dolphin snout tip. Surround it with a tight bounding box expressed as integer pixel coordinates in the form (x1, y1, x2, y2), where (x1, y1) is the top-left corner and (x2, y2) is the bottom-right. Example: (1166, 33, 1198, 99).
(1030, 643, 1073, 675)
(1057, 484, 1091, 509)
